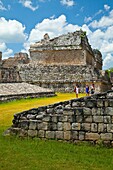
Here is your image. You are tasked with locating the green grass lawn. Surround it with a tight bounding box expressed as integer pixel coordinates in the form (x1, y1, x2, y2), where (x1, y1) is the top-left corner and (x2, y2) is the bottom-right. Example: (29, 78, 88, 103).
(0, 93, 113, 170)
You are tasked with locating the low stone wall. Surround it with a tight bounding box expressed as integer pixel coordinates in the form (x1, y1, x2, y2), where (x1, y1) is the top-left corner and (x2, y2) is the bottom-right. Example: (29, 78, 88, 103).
(6, 90, 113, 145)
(0, 83, 55, 102)
(0, 92, 55, 102)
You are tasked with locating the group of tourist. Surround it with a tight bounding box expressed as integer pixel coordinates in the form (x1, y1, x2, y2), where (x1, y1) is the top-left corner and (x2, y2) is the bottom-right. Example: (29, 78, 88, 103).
(74, 83, 95, 98)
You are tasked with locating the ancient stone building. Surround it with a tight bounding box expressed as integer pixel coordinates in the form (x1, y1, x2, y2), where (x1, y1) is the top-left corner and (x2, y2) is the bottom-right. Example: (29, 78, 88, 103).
(29, 31, 96, 66)
(0, 52, 30, 83)
(0, 30, 111, 92)
(2, 52, 30, 68)
(24, 30, 110, 92)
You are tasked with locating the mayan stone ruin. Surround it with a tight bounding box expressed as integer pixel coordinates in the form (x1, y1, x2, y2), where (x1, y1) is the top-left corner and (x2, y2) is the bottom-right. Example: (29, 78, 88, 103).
(5, 90, 113, 145)
(0, 30, 112, 95)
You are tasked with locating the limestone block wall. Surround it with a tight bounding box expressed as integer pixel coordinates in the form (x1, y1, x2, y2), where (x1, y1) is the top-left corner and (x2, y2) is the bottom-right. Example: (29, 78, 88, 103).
(8, 90, 113, 145)
(0, 67, 21, 83)
(18, 63, 111, 92)
(30, 49, 87, 65)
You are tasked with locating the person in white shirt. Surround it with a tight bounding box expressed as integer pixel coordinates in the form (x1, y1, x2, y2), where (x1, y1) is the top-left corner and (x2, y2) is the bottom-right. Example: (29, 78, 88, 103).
(74, 85, 79, 98)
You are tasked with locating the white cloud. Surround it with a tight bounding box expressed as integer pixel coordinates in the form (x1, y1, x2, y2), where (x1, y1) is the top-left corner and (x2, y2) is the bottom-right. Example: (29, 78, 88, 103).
(60, 0, 75, 7)
(89, 10, 113, 28)
(84, 9, 103, 24)
(0, 17, 27, 43)
(94, 9, 103, 17)
(0, 42, 13, 59)
(28, 15, 80, 44)
(100, 41, 113, 53)
(103, 53, 113, 69)
(19, 0, 39, 11)
(104, 4, 110, 11)
(0, 0, 7, 10)
(84, 17, 92, 23)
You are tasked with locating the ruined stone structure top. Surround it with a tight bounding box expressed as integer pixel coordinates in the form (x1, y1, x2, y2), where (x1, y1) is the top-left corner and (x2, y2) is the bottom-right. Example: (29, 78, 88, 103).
(1, 52, 30, 68)
(0, 31, 110, 92)
(29, 30, 100, 68)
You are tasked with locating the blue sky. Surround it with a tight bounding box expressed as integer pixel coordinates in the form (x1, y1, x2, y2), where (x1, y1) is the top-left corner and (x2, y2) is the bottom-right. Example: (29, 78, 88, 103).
(0, 0, 113, 70)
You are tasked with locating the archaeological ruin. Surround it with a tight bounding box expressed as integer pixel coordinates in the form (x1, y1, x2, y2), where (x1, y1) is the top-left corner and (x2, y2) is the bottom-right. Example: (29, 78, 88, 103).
(5, 89, 113, 146)
(0, 30, 112, 96)
(2, 30, 113, 145)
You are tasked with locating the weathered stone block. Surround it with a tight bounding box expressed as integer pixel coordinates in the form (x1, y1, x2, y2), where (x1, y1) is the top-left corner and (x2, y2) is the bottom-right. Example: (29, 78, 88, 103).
(72, 123, 80, 130)
(85, 100, 96, 108)
(93, 116, 103, 123)
(75, 108, 83, 115)
(29, 120, 37, 130)
(56, 131, 64, 139)
(67, 115, 73, 122)
(64, 122, 71, 131)
(43, 116, 50, 122)
(91, 123, 97, 132)
(84, 116, 92, 123)
(19, 129, 28, 137)
(107, 92, 113, 98)
(64, 131, 71, 140)
(38, 122, 48, 130)
(38, 130, 45, 138)
(76, 115, 84, 122)
(20, 120, 29, 130)
(27, 114, 36, 119)
(46, 108, 54, 114)
(58, 116, 64, 122)
(109, 100, 113, 107)
(107, 124, 113, 133)
(72, 101, 81, 107)
(85, 133, 100, 140)
(64, 104, 71, 109)
(105, 107, 113, 116)
(100, 133, 112, 140)
(63, 110, 74, 115)
(98, 123, 107, 132)
(79, 131, 85, 140)
(71, 131, 78, 140)
(83, 108, 92, 115)
(92, 108, 101, 115)
(57, 122, 63, 131)
(48, 123, 57, 130)
(97, 100, 104, 107)
(28, 130, 37, 137)
(81, 123, 91, 131)
(104, 100, 109, 107)
(55, 109, 63, 114)
(8, 127, 21, 136)
(36, 114, 44, 119)
(103, 116, 111, 124)
(52, 115, 58, 122)
(46, 131, 55, 139)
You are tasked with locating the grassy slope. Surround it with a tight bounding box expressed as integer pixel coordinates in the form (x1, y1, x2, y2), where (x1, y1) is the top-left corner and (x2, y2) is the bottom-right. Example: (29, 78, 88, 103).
(0, 93, 84, 127)
(0, 93, 113, 170)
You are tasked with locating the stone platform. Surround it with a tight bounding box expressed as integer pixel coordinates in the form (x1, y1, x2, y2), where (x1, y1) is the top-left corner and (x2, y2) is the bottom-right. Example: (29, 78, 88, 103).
(0, 83, 55, 102)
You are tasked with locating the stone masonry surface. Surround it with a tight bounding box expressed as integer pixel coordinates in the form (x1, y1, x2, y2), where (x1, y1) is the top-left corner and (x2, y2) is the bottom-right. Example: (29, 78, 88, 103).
(6, 90, 113, 146)
(0, 83, 55, 102)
